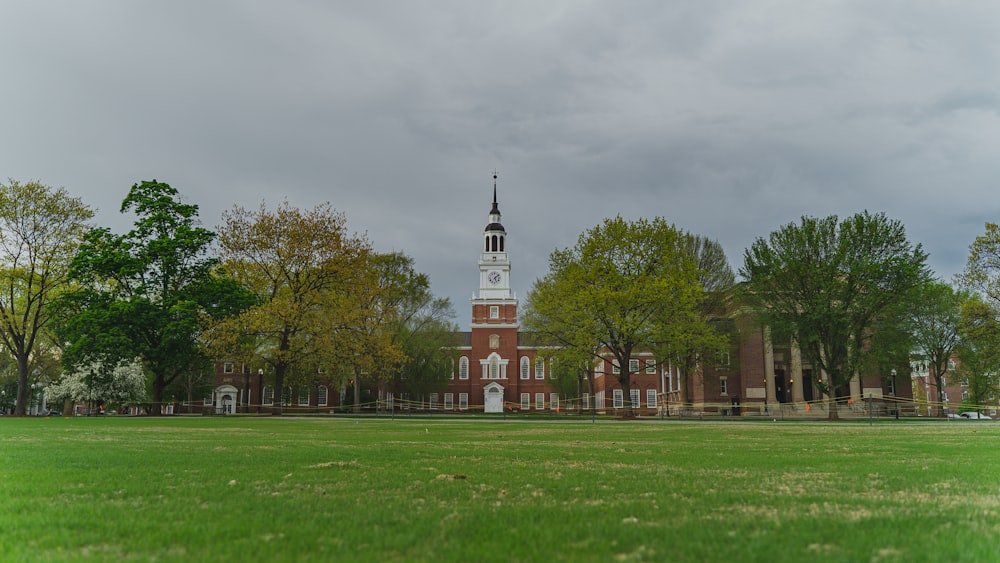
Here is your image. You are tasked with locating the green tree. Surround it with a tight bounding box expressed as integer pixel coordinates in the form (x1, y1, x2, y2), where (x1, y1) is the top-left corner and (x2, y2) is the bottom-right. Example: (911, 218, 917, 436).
(213, 201, 371, 415)
(58, 181, 251, 413)
(378, 253, 459, 406)
(955, 298, 1000, 409)
(658, 234, 736, 406)
(905, 281, 967, 415)
(523, 216, 701, 417)
(740, 212, 930, 418)
(0, 180, 93, 415)
(959, 222, 1000, 307)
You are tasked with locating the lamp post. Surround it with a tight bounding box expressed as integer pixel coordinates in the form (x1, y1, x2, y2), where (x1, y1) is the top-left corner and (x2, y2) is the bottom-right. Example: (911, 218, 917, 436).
(257, 369, 264, 414)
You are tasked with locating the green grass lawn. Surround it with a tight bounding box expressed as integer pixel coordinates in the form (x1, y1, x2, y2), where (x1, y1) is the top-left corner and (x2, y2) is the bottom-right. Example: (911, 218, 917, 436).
(1, 416, 999, 562)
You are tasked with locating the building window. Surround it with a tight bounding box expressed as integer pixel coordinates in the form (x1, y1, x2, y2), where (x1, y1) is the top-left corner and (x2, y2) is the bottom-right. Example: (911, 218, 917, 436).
(458, 393, 469, 410)
(520, 393, 530, 410)
(717, 352, 731, 367)
(298, 387, 310, 406)
(613, 389, 624, 408)
(535, 358, 545, 379)
(612, 359, 620, 374)
(204, 391, 213, 406)
(223, 363, 234, 374)
(520, 357, 530, 380)
(646, 360, 657, 374)
(490, 306, 499, 319)
(582, 392, 590, 409)
(535, 393, 545, 410)
(720, 376, 728, 396)
(459, 356, 469, 380)
(263, 385, 274, 406)
(629, 359, 640, 375)
(318, 385, 328, 407)
(490, 356, 499, 379)
(430, 393, 439, 410)
(549, 358, 556, 379)
(630, 389, 640, 410)
(646, 389, 657, 409)
(962, 391, 970, 401)
(942, 392, 949, 402)
(444, 393, 454, 410)
(449, 357, 455, 380)
(550, 393, 559, 411)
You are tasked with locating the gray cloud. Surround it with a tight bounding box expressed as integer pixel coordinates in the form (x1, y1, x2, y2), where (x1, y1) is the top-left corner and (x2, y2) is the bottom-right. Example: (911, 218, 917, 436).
(2, 1, 999, 327)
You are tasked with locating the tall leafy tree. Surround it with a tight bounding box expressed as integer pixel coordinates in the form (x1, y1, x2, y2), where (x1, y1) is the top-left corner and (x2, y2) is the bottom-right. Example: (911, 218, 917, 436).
(377, 253, 459, 406)
(740, 212, 930, 418)
(658, 234, 736, 405)
(0, 180, 93, 415)
(955, 298, 1000, 409)
(58, 181, 250, 413)
(213, 201, 371, 415)
(523, 216, 702, 417)
(905, 281, 967, 415)
(960, 222, 1000, 307)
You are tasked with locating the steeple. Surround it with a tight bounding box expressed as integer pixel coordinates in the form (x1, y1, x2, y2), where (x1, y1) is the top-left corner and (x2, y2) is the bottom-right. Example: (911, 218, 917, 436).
(477, 172, 513, 302)
(486, 172, 504, 234)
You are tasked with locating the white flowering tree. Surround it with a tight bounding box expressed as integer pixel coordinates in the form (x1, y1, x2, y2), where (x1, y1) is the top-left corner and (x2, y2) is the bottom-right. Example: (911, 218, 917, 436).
(46, 359, 147, 413)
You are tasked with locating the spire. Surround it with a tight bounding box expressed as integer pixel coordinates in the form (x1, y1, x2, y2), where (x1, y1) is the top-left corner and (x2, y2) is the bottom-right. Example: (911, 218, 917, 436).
(484, 171, 505, 235)
(490, 171, 500, 216)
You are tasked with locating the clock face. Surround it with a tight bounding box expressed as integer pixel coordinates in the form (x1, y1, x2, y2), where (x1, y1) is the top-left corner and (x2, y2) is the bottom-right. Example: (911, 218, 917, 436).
(488, 271, 501, 285)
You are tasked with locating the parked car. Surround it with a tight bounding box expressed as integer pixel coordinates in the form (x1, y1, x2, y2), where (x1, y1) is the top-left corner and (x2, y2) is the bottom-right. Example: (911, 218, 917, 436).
(959, 412, 992, 420)
(947, 413, 963, 419)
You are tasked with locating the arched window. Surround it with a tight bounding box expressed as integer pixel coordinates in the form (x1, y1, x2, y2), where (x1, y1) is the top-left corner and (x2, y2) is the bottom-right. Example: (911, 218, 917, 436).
(491, 234, 498, 252)
(520, 357, 530, 380)
(459, 356, 469, 380)
(490, 356, 499, 379)
(485, 237, 490, 252)
(448, 357, 455, 380)
(499, 235, 504, 252)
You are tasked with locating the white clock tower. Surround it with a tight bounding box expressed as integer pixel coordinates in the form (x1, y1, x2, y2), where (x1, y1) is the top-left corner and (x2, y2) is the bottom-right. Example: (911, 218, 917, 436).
(472, 174, 518, 330)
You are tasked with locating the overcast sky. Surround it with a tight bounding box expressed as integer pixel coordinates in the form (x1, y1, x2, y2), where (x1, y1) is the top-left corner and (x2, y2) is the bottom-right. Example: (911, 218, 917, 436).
(3, 1, 999, 328)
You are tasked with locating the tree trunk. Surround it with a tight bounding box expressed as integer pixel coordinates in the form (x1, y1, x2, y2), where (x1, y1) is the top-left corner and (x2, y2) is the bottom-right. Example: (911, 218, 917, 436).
(152, 375, 166, 415)
(353, 368, 361, 414)
(15, 354, 29, 416)
(272, 364, 286, 416)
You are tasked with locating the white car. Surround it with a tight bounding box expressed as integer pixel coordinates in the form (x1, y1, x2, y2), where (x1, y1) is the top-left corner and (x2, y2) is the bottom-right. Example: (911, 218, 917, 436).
(959, 412, 992, 420)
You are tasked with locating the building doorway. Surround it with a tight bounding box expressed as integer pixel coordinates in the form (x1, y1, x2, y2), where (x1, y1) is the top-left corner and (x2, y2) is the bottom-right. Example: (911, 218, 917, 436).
(215, 385, 238, 414)
(484, 383, 504, 413)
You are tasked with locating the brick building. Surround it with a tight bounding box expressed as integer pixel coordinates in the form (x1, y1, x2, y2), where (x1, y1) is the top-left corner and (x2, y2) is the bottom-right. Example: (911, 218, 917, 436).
(195, 179, 912, 417)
